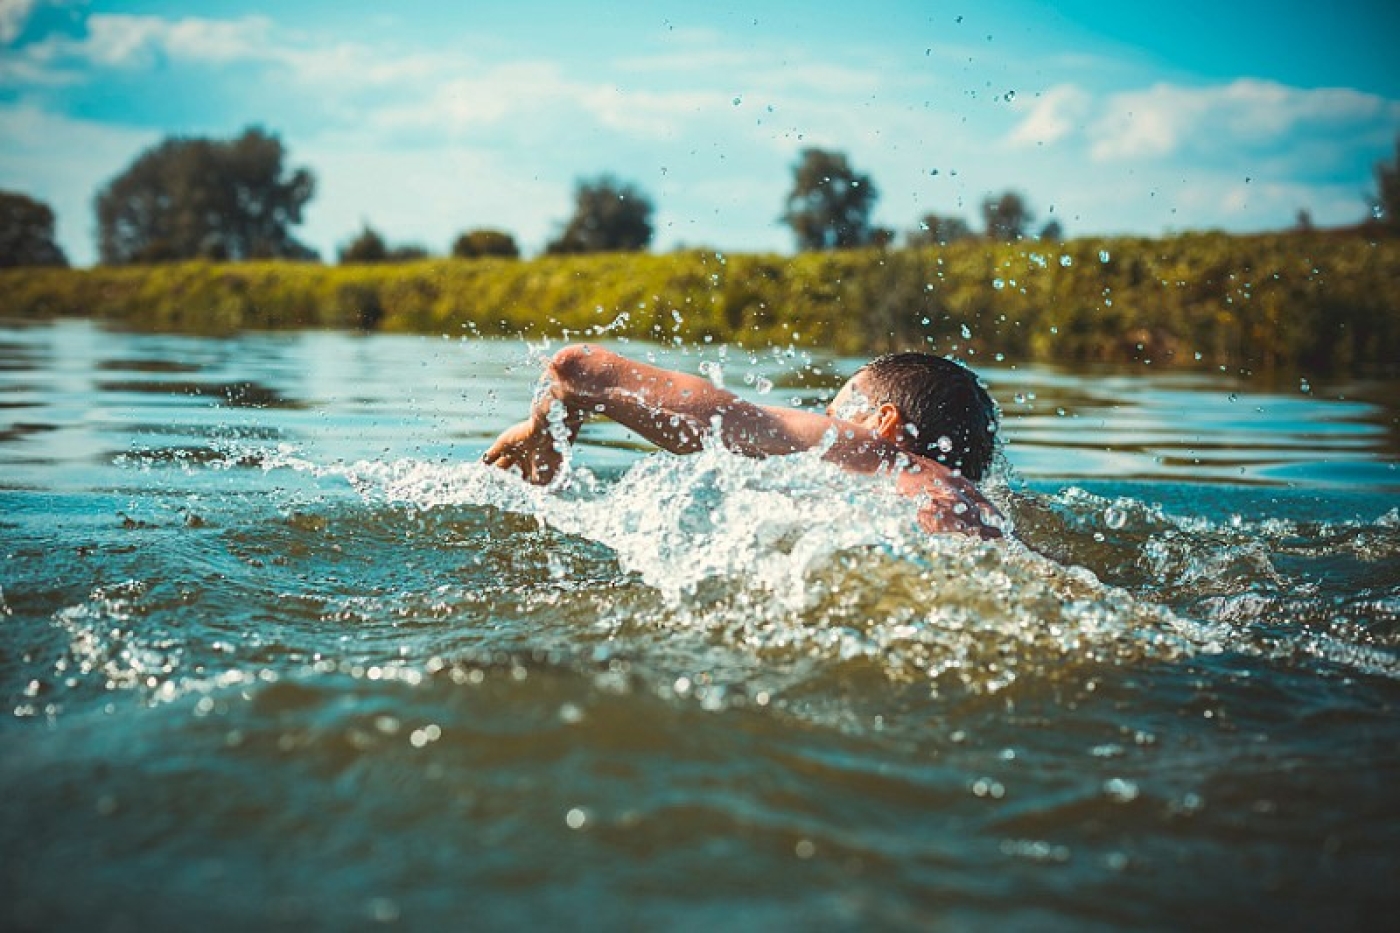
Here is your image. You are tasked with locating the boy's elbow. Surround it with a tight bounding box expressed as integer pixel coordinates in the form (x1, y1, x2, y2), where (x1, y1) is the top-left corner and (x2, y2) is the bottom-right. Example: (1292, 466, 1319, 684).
(548, 344, 609, 381)
(545, 343, 617, 403)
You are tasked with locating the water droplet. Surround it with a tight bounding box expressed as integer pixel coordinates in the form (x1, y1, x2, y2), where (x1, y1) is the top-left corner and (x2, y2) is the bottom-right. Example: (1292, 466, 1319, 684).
(732, 95, 742, 106)
(1059, 254, 1073, 267)
(1103, 506, 1126, 530)
(366, 898, 401, 922)
(1103, 778, 1139, 803)
(566, 807, 588, 829)
(754, 376, 773, 394)
(1098, 249, 1111, 264)
(698, 360, 724, 388)
(937, 436, 954, 453)
(960, 324, 972, 339)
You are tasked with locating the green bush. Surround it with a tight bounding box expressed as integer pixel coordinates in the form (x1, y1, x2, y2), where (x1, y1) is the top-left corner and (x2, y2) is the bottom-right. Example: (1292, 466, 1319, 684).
(1, 233, 1396, 373)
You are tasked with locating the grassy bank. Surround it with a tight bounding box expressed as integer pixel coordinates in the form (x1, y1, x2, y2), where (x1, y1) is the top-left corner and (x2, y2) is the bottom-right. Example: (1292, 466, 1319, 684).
(3, 232, 1397, 372)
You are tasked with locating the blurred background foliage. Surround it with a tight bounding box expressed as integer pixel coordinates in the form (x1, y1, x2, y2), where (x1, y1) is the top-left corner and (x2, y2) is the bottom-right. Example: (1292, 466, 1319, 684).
(2, 232, 1396, 374)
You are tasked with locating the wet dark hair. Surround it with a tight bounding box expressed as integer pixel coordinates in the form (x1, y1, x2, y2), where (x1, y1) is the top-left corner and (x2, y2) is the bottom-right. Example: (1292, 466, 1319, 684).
(856, 352, 999, 481)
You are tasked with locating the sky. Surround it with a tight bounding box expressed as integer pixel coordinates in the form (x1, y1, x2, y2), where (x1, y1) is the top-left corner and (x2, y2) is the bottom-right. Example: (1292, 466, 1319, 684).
(2, 0, 1398, 266)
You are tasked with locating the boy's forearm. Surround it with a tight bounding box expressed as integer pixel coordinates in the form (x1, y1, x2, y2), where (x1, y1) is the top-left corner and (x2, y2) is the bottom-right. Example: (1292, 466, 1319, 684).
(538, 344, 882, 461)
(538, 344, 725, 454)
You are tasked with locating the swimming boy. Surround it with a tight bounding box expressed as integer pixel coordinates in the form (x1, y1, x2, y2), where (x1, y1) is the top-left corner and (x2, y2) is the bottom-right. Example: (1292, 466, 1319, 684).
(484, 344, 1004, 539)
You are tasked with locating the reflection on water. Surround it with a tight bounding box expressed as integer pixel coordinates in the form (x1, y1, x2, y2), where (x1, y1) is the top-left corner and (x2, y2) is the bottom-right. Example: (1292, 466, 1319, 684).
(1, 320, 1398, 930)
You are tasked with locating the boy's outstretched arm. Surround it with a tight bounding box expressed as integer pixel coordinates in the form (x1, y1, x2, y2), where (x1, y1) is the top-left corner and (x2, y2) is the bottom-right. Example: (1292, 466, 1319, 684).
(483, 344, 831, 481)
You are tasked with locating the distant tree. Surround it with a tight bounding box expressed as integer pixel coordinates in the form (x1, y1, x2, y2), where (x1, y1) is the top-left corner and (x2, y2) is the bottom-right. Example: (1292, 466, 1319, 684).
(338, 225, 431, 264)
(981, 191, 1034, 242)
(1373, 135, 1400, 235)
(95, 127, 316, 264)
(1294, 209, 1315, 233)
(908, 212, 974, 247)
(452, 228, 520, 259)
(1038, 218, 1065, 242)
(338, 225, 388, 264)
(546, 176, 654, 254)
(0, 190, 68, 267)
(781, 148, 880, 251)
(387, 244, 430, 262)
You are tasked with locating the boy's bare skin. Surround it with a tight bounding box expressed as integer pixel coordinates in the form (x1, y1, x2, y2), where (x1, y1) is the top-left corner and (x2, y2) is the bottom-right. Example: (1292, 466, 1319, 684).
(483, 344, 1004, 539)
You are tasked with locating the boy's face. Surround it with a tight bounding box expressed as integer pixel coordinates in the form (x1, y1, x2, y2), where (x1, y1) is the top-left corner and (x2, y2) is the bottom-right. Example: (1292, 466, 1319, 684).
(826, 373, 878, 427)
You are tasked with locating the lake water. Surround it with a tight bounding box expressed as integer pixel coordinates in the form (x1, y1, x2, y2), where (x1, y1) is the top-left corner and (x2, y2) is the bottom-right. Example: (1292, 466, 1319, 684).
(2, 320, 1398, 930)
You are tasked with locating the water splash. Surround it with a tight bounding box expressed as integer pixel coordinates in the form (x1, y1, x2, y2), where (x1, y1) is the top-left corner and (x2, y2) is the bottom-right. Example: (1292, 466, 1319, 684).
(63, 441, 1398, 716)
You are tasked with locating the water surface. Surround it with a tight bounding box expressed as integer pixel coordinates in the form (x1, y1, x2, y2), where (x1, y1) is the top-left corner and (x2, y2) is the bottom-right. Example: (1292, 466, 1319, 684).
(2, 321, 1397, 930)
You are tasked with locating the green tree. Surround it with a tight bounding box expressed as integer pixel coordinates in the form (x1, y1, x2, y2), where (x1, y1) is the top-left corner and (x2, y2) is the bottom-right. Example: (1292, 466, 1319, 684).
(981, 190, 1034, 242)
(0, 190, 68, 267)
(338, 225, 388, 264)
(95, 127, 315, 264)
(1038, 218, 1065, 242)
(452, 228, 520, 259)
(387, 244, 430, 262)
(1374, 135, 1400, 234)
(908, 212, 973, 247)
(546, 176, 653, 254)
(781, 148, 880, 251)
(338, 225, 430, 263)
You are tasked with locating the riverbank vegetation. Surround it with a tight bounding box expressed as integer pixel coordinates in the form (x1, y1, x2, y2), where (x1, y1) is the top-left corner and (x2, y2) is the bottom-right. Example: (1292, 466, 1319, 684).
(3, 231, 1397, 373)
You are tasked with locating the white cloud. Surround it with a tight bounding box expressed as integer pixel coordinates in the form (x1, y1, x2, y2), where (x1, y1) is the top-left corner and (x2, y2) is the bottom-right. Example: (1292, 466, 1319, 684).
(64, 13, 274, 67)
(1088, 78, 1400, 163)
(1008, 84, 1092, 148)
(0, 0, 36, 44)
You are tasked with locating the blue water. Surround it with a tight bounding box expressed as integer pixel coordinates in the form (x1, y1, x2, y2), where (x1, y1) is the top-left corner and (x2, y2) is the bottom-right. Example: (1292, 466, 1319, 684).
(2, 321, 1398, 930)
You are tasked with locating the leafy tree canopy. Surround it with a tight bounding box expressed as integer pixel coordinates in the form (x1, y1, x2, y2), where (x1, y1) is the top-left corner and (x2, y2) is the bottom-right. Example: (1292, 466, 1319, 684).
(908, 212, 974, 247)
(781, 148, 880, 251)
(546, 176, 654, 254)
(0, 189, 68, 268)
(95, 127, 316, 265)
(981, 191, 1035, 243)
(337, 225, 430, 264)
(452, 228, 520, 259)
(338, 225, 387, 264)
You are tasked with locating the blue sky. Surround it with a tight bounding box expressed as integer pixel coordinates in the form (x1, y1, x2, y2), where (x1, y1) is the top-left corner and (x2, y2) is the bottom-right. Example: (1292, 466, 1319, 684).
(3, 0, 1398, 266)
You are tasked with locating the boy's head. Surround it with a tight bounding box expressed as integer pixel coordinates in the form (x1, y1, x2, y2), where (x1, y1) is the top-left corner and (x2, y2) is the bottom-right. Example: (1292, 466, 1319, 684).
(827, 352, 999, 481)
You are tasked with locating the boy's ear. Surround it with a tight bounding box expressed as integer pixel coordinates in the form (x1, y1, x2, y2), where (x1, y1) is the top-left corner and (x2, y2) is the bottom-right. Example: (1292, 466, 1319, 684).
(872, 403, 903, 441)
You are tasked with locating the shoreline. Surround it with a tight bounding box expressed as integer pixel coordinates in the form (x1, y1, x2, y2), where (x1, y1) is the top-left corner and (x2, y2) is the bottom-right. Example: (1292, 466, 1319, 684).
(3, 231, 1397, 374)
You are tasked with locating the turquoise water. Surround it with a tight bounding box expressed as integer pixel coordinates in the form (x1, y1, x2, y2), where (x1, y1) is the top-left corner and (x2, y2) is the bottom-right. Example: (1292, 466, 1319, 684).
(2, 320, 1398, 930)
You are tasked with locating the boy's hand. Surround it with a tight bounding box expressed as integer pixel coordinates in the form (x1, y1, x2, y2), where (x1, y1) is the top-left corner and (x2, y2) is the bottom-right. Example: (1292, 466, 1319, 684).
(483, 418, 565, 485)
